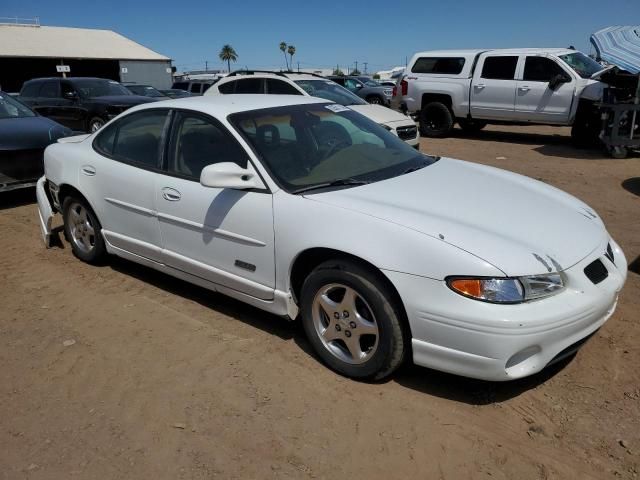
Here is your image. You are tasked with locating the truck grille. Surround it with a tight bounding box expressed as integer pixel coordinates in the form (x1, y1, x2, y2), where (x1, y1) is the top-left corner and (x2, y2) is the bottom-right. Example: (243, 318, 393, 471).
(396, 125, 418, 141)
(584, 259, 608, 285)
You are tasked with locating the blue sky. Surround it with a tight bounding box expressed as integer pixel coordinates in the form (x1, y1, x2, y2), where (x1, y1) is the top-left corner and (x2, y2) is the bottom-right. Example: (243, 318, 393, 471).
(3, 0, 639, 73)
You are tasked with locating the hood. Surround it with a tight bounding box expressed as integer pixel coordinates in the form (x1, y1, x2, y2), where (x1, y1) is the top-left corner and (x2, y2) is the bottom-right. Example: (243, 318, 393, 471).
(348, 104, 413, 125)
(87, 95, 159, 105)
(0, 116, 71, 150)
(305, 158, 607, 276)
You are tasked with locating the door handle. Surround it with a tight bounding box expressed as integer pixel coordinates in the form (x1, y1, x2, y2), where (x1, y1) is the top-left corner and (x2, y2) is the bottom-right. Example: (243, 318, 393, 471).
(161, 187, 181, 202)
(475, 84, 486, 89)
(519, 86, 531, 92)
(81, 165, 96, 176)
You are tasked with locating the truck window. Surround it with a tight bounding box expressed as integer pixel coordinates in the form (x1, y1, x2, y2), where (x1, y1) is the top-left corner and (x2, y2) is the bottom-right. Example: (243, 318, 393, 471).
(523, 57, 567, 82)
(481, 56, 518, 80)
(411, 57, 465, 74)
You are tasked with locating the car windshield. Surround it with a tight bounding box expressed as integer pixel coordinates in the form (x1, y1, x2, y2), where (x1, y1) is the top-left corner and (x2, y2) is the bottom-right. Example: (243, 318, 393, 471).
(73, 79, 132, 98)
(558, 52, 604, 79)
(127, 85, 166, 97)
(230, 103, 436, 193)
(294, 80, 367, 106)
(0, 93, 36, 119)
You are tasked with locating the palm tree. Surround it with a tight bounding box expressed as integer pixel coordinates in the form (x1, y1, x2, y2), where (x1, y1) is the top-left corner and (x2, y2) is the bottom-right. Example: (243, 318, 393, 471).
(279, 42, 289, 70)
(219, 44, 238, 73)
(287, 45, 296, 71)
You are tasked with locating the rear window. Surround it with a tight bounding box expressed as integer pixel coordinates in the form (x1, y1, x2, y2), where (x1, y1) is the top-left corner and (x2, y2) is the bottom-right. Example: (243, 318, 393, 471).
(481, 56, 518, 80)
(20, 82, 41, 97)
(411, 57, 465, 74)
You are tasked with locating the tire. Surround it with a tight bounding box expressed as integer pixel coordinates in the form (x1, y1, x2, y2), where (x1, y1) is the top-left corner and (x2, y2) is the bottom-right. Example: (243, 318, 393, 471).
(300, 259, 407, 380)
(62, 196, 106, 264)
(366, 95, 384, 105)
(419, 102, 454, 138)
(458, 118, 487, 134)
(87, 116, 106, 133)
(607, 145, 628, 159)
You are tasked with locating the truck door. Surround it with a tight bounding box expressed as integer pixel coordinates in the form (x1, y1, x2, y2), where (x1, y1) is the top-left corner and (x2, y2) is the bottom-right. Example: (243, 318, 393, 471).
(514, 55, 575, 124)
(470, 55, 518, 120)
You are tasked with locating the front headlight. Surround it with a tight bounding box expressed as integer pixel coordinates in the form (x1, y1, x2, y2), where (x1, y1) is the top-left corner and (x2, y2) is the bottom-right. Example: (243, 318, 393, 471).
(446, 274, 564, 304)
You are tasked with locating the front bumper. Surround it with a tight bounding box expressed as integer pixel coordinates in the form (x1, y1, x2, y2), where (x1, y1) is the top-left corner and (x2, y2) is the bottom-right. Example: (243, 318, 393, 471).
(384, 237, 627, 381)
(386, 119, 419, 148)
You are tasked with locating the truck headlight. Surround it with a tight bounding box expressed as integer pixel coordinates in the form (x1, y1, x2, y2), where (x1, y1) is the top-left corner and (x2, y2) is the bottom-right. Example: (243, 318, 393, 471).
(446, 274, 564, 304)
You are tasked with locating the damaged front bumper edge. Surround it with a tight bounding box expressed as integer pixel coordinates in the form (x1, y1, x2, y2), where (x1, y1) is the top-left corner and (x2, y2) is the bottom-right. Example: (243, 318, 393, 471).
(36, 176, 54, 248)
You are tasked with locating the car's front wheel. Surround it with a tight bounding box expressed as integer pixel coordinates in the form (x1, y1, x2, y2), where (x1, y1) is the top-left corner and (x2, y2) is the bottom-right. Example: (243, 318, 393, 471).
(63, 196, 106, 264)
(300, 260, 407, 380)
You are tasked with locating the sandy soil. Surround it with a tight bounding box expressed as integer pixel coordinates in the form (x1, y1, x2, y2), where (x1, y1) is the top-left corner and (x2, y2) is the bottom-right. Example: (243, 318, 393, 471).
(1, 125, 639, 479)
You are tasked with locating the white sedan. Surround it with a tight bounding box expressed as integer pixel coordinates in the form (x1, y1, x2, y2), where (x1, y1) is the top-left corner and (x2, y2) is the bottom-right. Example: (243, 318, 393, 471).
(36, 95, 627, 381)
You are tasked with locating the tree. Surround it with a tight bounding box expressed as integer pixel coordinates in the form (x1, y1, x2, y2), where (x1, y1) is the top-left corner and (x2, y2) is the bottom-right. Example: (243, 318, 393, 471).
(219, 44, 238, 73)
(279, 42, 289, 70)
(332, 67, 344, 76)
(350, 68, 361, 76)
(287, 45, 296, 71)
(372, 73, 380, 79)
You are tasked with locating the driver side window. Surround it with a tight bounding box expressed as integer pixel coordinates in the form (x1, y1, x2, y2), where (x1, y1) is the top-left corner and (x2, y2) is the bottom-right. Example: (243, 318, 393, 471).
(523, 57, 568, 82)
(168, 112, 247, 180)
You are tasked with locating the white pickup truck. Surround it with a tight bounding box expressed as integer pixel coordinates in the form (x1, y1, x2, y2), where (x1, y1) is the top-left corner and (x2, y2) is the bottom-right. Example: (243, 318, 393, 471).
(396, 48, 608, 142)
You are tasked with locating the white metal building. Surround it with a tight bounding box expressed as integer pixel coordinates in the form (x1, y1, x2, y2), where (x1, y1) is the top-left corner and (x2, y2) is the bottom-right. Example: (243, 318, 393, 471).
(0, 21, 172, 92)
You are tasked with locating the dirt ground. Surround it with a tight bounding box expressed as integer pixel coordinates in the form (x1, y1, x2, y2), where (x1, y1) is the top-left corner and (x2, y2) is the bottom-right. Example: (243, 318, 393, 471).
(1, 124, 639, 480)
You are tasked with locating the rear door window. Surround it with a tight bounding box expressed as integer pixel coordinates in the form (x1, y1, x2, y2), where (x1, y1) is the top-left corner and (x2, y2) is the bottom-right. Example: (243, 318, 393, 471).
(95, 110, 169, 169)
(266, 79, 301, 95)
(39, 80, 60, 98)
(523, 57, 567, 82)
(189, 83, 202, 94)
(235, 78, 264, 94)
(411, 57, 465, 74)
(481, 56, 518, 80)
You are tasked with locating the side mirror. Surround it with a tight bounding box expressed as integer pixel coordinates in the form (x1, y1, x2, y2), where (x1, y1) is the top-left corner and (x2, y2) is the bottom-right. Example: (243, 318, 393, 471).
(549, 74, 570, 90)
(200, 162, 264, 190)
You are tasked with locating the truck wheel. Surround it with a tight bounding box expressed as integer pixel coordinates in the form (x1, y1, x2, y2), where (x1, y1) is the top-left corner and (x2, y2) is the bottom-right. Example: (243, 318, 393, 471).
(458, 119, 487, 134)
(607, 145, 628, 159)
(87, 117, 106, 133)
(419, 102, 454, 138)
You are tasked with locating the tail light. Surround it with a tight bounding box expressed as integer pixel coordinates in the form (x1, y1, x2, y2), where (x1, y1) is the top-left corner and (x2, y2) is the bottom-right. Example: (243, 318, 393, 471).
(392, 86, 397, 97)
(400, 79, 408, 96)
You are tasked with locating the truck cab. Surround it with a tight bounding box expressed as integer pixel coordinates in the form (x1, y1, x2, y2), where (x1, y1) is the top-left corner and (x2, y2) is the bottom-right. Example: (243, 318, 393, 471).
(398, 48, 605, 139)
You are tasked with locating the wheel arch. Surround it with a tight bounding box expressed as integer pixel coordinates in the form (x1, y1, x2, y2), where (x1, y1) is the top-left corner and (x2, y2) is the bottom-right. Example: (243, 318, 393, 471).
(289, 247, 411, 334)
(57, 183, 100, 221)
(421, 93, 453, 112)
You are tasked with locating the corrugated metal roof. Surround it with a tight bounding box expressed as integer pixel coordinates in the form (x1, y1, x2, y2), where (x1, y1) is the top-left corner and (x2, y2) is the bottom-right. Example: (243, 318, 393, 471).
(0, 25, 170, 61)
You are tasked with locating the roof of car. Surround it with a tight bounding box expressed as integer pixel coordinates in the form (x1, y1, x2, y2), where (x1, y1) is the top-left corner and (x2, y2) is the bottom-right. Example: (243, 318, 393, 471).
(218, 71, 326, 82)
(129, 94, 330, 117)
(412, 48, 577, 57)
(25, 77, 118, 83)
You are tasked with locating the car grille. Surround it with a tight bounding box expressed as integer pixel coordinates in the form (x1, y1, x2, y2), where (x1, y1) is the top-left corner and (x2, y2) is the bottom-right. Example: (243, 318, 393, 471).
(396, 125, 418, 141)
(584, 259, 608, 285)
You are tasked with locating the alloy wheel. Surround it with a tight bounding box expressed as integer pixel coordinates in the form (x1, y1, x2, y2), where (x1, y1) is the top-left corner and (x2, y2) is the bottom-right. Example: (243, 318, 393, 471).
(68, 202, 96, 254)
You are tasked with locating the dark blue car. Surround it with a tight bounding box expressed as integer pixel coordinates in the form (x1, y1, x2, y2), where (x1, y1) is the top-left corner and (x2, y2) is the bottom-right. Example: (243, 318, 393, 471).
(0, 92, 72, 192)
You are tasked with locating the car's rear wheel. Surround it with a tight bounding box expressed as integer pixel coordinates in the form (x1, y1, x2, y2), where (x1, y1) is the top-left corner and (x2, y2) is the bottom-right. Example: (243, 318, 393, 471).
(366, 95, 384, 105)
(300, 259, 407, 380)
(63, 196, 106, 264)
(87, 117, 106, 133)
(419, 102, 454, 137)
